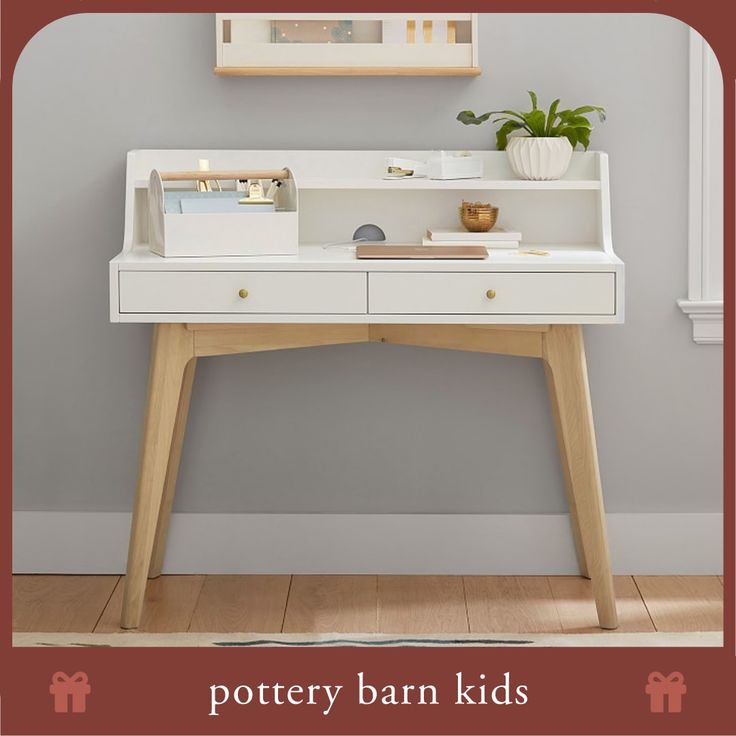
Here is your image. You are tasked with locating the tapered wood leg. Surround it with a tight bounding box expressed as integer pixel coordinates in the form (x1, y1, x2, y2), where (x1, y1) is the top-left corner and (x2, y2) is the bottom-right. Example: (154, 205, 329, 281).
(148, 357, 197, 579)
(544, 362, 589, 578)
(121, 324, 195, 629)
(542, 325, 618, 629)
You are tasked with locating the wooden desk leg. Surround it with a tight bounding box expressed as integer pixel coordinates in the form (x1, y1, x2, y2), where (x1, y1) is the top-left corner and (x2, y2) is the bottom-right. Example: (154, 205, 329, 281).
(121, 324, 195, 629)
(544, 362, 589, 579)
(148, 357, 197, 579)
(542, 325, 618, 629)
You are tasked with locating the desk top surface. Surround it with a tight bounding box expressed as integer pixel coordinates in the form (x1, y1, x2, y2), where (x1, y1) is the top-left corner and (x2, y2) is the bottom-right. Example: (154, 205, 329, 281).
(113, 243, 622, 272)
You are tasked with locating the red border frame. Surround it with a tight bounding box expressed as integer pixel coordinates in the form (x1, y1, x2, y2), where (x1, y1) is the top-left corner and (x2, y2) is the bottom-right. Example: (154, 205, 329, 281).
(1, 2, 733, 734)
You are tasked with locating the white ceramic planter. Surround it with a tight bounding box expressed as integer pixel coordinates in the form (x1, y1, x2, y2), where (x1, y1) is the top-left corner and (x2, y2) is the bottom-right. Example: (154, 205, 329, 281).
(505, 137, 573, 180)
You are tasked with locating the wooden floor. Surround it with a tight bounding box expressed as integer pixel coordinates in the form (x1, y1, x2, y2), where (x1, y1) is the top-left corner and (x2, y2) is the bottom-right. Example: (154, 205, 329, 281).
(12, 575, 723, 634)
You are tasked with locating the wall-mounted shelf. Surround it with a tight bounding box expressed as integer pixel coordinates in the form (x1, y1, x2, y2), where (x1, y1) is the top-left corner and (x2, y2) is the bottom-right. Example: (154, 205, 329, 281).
(215, 13, 480, 77)
(214, 66, 481, 77)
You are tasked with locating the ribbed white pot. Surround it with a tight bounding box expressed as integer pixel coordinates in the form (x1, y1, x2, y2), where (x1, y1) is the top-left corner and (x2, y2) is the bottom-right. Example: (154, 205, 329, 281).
(505, 137, 573, 180)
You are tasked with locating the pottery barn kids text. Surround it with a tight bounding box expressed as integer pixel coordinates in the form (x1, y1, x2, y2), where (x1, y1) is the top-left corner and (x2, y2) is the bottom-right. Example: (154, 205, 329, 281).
(209, 671, 529, 716)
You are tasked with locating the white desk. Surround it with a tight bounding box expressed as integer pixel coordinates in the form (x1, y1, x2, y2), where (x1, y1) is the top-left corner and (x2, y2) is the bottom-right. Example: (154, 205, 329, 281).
(112, 149, 624, 630)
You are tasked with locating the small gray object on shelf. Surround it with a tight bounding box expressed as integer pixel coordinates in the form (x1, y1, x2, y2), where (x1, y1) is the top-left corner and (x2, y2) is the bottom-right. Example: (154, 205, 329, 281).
(353, 224, 386, 242)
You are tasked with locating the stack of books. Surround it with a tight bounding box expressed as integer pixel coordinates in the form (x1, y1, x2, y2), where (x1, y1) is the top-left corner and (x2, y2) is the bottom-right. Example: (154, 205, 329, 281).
(423, 227, 521, 250)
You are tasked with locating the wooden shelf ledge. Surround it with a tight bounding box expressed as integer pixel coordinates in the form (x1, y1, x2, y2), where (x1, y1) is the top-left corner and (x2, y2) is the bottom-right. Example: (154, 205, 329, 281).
(214, 66, 482, 77)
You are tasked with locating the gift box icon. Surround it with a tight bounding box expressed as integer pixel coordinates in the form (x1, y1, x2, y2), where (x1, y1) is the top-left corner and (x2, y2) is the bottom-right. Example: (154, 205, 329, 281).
(49, 671, 91, 713)
(645, 671, 686, 713)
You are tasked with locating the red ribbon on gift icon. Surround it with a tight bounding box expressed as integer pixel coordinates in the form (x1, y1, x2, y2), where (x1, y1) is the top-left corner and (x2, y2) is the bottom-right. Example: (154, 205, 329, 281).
(645, 671, 686, 713)
(49, 671, 91, 713)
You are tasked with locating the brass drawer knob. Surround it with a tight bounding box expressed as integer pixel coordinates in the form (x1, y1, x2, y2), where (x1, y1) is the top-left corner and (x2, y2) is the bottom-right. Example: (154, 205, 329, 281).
(485, 289, 497, 300)
(238, 289, 249, 299)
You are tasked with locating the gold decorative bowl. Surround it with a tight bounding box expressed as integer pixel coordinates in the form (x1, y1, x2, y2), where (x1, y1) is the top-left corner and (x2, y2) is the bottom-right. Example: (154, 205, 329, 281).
(459, 201, 498, 232)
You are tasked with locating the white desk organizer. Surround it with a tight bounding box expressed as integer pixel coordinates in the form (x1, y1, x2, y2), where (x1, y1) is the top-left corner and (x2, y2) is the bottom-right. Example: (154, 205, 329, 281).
(148, 167, 298, 257)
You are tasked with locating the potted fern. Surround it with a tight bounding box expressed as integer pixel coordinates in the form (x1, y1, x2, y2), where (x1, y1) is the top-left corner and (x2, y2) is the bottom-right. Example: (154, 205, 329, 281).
(457, 91, 605, 180)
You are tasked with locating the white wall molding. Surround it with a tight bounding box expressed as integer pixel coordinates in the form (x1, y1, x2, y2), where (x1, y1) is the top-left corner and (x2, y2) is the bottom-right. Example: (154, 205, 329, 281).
(12, 511, 723, 575)
(679, 30, 723, 344)
(676, 299, 724, 344)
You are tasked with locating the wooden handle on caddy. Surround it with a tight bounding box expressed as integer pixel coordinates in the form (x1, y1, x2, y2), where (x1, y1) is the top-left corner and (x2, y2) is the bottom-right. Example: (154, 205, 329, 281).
(158, 169, 290, 182)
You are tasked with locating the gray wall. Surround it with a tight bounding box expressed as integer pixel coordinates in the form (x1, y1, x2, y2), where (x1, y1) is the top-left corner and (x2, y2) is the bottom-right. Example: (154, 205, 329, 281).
(12, 13, 722, 515)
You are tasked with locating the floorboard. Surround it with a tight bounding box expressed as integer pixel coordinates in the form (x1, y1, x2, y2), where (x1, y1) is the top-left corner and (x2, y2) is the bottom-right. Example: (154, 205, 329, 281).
(12, 575, 119, 633)
(378, 576, 468, 633)
(189, 575, 291, 633)
(282, 575, 378, 634)
(465, 576, 562, 633)
(634, 576, 723, 632)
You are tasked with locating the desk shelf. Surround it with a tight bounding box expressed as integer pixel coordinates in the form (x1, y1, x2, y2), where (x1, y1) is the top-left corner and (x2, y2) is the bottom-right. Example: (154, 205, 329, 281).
(300, 178, 601, 191)
(134, 177, 600, 191)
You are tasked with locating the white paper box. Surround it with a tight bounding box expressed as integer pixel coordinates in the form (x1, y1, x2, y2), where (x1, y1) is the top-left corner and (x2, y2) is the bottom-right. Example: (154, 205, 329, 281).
(428, 152, 483, 180)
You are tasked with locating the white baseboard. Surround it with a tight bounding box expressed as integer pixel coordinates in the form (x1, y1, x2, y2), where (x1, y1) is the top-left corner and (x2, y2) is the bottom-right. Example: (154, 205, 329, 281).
(12, 512, 722, 575)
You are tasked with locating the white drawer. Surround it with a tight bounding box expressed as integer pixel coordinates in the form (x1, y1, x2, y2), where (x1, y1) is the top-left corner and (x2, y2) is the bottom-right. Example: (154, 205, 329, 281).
(119, 271, 367, 314)
(368, 272, 616, 315)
